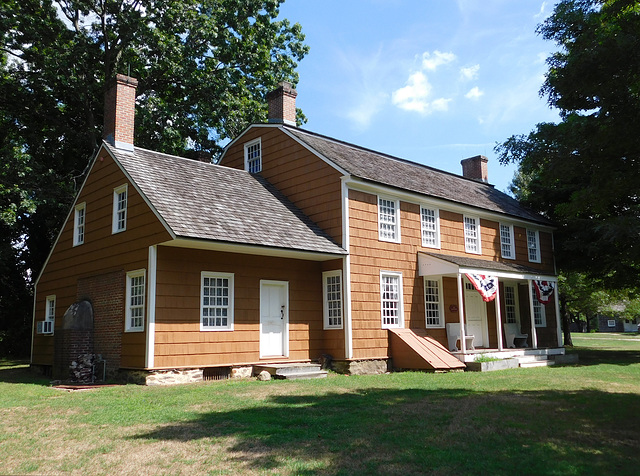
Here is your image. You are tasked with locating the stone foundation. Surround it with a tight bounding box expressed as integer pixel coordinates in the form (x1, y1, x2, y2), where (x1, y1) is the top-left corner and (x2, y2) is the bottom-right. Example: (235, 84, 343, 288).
(332, 359, 390, 375)
(146, 369, 204, 386)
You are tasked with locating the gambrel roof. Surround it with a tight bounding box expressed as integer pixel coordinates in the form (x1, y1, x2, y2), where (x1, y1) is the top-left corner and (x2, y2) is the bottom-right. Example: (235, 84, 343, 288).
(106, 143, 347, 256)
(281, 126, 552, 226)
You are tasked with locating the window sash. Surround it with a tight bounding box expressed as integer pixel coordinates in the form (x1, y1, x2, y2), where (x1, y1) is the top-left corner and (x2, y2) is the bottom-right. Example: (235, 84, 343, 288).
(504, 285, 517, 324)
(201, 273, 234, 330)
(378, 197, 399, 242)
(126, 271, 145, 331)
(381, 273, 402, 328)
(244, 139, 262, 174)
(464, 216, 480, 254)
(421, 207, 439, 248)
(500, 224, 514, 259)
(323, 271, 343, 329)
(424, 278, 443, 328)
(532, 284, 546, 327)
(113, 185, 127, 233)
(527, 230, 540, 262)
(74, 203, 85, 245)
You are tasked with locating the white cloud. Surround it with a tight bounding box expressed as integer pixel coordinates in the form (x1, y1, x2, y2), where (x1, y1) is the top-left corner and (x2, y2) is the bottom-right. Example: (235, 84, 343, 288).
(465, 86, 484, 100)
(460, 64, 480, 81)
(421, 51, 456, 71)
(392, 71, 451, 114)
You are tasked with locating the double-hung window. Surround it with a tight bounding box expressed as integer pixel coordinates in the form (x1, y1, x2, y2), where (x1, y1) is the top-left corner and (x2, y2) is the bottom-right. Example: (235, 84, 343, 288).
(532, 284, 546, 327)
(37, 295, 55, 334)
(381, 271, 403, 328)
(421, 206, 440, 248)
(527, 229, 540, 262)
(112, 184, 128, 233)
(201, 272, 234, 331)
(464, 216, 481, 254)
(500, 224, 515, 259)
(322, 270, 343, 329)
(125, 270, 145, 332)
(74, 202, 86, 246)
(244, 138, 262, 174)
(424, 278, 443, 328)
(378, 196, 400, 243)
(504, 284, 518, 324)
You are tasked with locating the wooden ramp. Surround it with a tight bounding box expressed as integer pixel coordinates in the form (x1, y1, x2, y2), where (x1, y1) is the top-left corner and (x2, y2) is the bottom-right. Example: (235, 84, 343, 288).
(389, 328, 466, 371)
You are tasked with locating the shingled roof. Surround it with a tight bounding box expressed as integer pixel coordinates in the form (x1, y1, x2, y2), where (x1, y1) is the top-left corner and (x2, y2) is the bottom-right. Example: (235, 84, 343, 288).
(283, 126, 551, 226)
(106, 143, 346, 256)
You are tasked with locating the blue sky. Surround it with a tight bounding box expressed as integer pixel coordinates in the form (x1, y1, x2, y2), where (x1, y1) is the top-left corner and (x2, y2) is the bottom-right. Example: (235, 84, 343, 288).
(277, 0, 561, 193)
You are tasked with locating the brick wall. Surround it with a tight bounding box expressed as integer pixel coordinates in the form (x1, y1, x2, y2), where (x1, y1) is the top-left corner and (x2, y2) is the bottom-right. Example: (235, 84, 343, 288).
(77, 270, 125, 374)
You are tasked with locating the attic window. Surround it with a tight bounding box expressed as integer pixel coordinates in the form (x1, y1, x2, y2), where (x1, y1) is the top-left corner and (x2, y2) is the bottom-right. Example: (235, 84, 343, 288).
(74, 202, 86, 246)
(112, 184, 128, 234)
(244, 138, 262, 174)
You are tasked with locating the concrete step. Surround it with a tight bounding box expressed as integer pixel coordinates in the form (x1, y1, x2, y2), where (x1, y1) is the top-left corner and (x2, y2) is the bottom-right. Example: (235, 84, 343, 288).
(254, 363, 328, 380)
(518, 359, 555, 368)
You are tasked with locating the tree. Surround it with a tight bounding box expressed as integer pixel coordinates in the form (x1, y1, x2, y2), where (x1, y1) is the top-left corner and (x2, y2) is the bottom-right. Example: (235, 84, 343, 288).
(496, 0, 640, 289)
(0, 0, 307, 355)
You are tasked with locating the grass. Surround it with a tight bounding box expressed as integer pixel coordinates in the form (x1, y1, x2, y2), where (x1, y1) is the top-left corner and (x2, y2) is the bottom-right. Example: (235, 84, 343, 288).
(1, 333, 639, 475)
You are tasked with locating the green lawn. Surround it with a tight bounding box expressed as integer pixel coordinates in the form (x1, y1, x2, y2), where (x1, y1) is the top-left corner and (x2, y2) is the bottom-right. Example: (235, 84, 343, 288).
(1, 334, 639, 475)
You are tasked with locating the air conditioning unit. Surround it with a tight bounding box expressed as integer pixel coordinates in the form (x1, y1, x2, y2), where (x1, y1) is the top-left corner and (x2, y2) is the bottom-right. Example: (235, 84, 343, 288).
(37, 321, 53, 334)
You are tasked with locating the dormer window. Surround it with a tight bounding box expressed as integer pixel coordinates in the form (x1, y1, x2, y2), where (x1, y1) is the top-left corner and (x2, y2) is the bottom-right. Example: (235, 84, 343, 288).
(244, 138, 262, 173)
(112, 184, 128, 233)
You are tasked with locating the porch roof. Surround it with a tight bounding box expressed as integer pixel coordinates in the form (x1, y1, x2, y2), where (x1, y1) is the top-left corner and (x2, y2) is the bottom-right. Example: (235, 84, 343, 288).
(418, 252, 557, 281)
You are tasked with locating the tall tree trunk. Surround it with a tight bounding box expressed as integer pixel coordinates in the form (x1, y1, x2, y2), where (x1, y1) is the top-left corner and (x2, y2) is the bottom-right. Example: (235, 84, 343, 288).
(560, 294, 573, 346)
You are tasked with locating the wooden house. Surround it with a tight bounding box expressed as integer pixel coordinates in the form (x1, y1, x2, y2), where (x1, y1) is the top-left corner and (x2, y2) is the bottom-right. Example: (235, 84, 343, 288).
(31, 76, 564, 383)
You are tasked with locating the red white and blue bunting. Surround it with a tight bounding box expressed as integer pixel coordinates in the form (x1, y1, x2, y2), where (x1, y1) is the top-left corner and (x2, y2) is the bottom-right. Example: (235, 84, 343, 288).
(465, 274, 498, 302)
(533, 280, 555, 305)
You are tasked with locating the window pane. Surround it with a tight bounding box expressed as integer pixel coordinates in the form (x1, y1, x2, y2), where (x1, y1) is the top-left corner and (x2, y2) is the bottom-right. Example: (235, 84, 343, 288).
(379, 198, 397, 241)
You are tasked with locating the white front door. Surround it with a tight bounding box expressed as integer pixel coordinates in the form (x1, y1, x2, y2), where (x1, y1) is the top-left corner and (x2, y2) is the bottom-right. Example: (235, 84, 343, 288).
(464, 281, 488, 347)
(260, 280, 289, 358)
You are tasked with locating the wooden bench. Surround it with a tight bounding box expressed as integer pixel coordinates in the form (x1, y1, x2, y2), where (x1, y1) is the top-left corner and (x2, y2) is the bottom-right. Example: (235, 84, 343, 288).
(446, 323, 475, 352)
(504, 323, 528, 348)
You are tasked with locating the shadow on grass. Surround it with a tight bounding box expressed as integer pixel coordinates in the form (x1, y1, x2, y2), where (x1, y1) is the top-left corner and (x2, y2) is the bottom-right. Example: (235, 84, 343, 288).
(0, 360, 51, 386)
(131, 386, 640, 475)
(568, 348, 640, 367)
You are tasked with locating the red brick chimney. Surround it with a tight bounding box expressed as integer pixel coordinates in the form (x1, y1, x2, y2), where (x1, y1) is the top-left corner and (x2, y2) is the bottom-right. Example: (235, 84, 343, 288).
(266, 81, 297, 126)
(104, 74, 138, 151)
(461, 155, 489, 183)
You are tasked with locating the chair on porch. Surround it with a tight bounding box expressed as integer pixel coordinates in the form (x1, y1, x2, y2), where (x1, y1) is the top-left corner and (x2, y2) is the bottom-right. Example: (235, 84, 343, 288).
(504, 323, 528, 348)
(446, 323, 475, 352)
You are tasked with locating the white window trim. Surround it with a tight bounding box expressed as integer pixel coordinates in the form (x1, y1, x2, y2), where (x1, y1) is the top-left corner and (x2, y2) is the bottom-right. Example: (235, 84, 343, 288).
(200, 271, 235, 331)
(463, 215, 482, 255)
(112, 184, 128, 234)
(244, 137, 262, 173)
(532, 287, 547, 327)
(424, 277, 444, 328)
(378, 195, 401, 243)
(420, 206, 441, 249)
(607, 319, 616, 328)
(527, 229, 541, 263)
(125, 269, 146, 332)
(73, 202, 86, 246)
(499, 223, 515, 260)
(322, 270, 343, 330)
(503, 282, 520, 325)
(380, 270, 404, 329)
(37, 295, 56, 335)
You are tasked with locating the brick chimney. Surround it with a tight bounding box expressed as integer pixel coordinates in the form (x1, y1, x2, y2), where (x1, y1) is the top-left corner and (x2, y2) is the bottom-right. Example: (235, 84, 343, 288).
(104, 74, 138, 151)
(266, 81, 297, 126)
(461, 155, 489, 183)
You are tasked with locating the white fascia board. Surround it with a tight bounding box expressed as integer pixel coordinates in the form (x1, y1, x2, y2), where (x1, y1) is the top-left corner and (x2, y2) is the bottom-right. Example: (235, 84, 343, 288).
(343, 177, 555, 232)
(161, 238, 347, 262)
(458, 267, 557, 281)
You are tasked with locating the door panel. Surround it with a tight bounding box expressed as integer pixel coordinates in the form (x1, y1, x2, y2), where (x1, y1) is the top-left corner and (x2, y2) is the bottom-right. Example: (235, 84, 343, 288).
(260, 281, 288, 357)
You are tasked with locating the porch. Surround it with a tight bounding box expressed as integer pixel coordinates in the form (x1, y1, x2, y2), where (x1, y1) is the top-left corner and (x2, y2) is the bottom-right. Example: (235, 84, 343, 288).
(453, 346, 565, 364)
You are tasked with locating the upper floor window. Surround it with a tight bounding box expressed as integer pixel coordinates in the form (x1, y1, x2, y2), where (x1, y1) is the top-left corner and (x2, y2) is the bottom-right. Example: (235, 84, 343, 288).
(424, 278, 443, 328)
(500, 224, 515, 259)
(527, 229, 540, 263)
(125, 270, 145, 332)
(244, 138, 262, 174)
(112, 184, 128, 233)
(201, 272, 234, 331)
(322, 270, 343, 329)
(464, 215, 481, 254)
(74, 202, 86, 246)
(378, 196, 400, 243)
(381, 271, 403, 328)
(421, 207, 440, 248)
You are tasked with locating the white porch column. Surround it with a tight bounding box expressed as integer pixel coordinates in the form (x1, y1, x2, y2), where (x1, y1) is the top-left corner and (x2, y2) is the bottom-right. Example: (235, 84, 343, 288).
(527, 279, 538, 349)
(457, 273, 466, 353)
(145, 245, 157, 369)
(495, 279, 504, 351)
(554, 280, 562, 347)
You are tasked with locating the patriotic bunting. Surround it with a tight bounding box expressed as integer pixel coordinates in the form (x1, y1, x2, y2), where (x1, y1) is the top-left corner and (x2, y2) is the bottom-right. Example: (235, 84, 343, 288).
(465, 274, 498, 302)
(533, 280, 555, 304)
